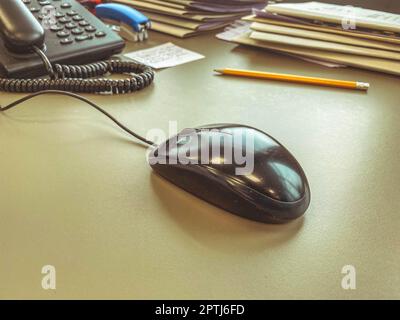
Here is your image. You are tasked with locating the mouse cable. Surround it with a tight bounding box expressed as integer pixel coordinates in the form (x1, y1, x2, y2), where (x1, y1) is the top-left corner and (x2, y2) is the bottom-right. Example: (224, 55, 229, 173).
(0, 90, 156, 147)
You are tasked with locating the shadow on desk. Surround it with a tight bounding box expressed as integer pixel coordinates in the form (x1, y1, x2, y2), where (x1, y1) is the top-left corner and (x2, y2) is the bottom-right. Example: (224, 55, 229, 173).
(150, 173, 304, 253)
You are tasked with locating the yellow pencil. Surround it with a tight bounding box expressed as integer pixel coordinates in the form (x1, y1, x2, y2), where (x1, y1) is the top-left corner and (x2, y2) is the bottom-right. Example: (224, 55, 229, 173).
(214, 68, 370, 91)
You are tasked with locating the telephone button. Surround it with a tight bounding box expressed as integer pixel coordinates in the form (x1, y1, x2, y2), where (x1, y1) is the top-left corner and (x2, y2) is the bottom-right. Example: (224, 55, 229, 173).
(75, 35, 90, 42)
(79, 21, 90, 27)
(23, 0, 32, 4)
(61, 3, 72, 9)
(60, 38, 73, 45)
(55, 12, 65, 18)
(59, 17, 71, 24)
(29, 7, 40, 13)
(85, 26, 96, 33)
(72, 15, 84, 22)
(65, 23, 77, 29)
(71, 28, 84, 35)
(95, 31, 106, 38)
(56, 31, 70, 38)
(50, 25, 64, 32)
(39, 1, 51, 5)
(67, 10, 78, 16)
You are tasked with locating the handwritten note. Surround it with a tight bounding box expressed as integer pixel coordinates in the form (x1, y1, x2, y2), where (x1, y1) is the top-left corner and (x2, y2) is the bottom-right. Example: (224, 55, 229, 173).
(124, 43, 205, 69)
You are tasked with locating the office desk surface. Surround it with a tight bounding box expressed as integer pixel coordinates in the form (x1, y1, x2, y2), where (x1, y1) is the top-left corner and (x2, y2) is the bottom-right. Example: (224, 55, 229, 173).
(0, 31, 399, 299)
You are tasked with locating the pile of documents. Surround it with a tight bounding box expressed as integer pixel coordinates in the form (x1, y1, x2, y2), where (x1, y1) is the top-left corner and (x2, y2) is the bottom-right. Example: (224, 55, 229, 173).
(113, 0, 266, 38)
(219, 1, 400, 76)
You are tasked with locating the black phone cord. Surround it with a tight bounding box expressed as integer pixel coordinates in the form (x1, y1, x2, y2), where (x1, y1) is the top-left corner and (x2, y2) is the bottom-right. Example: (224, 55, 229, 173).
(0, 46, 155, 95)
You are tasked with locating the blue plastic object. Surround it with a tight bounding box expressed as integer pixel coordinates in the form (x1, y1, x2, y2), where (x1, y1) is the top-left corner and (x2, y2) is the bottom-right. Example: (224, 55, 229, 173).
(95, 3, 150, 33)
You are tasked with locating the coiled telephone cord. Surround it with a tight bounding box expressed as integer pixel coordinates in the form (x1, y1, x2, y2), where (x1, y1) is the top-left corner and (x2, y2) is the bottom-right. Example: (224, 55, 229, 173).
(0, 46, 155, 94)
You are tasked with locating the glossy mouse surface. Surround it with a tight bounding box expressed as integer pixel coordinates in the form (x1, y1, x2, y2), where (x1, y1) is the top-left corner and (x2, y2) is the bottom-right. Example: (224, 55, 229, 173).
(148, 124, 310, 224)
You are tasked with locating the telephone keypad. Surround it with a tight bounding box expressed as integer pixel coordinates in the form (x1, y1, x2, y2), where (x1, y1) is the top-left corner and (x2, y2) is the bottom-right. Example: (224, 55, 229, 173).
(26, 0, 108, 44)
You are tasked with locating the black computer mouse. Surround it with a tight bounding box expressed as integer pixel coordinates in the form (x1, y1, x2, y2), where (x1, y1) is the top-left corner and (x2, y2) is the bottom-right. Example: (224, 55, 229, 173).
(148, 124, 310, 224)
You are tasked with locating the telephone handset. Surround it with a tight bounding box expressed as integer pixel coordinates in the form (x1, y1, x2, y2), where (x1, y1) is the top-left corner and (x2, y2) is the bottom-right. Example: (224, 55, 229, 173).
(0, 0, 154, 94)
(0, 0, 45, 53)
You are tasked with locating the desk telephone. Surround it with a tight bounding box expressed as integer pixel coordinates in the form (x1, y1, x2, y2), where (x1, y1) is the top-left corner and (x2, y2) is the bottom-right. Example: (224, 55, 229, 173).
(0, 0, 154, 94)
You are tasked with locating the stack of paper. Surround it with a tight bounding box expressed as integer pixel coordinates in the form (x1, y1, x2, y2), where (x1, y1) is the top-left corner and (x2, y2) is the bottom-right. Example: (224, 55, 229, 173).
(218, 1, 400, 76)
(113, 0, 266, 37)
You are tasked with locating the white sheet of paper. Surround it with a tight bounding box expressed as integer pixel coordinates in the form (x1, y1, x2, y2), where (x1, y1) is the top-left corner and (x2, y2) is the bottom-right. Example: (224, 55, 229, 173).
(216, 20, 252, 41)
(124, 43, 205, 69)
(266, 2, 400, 33)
